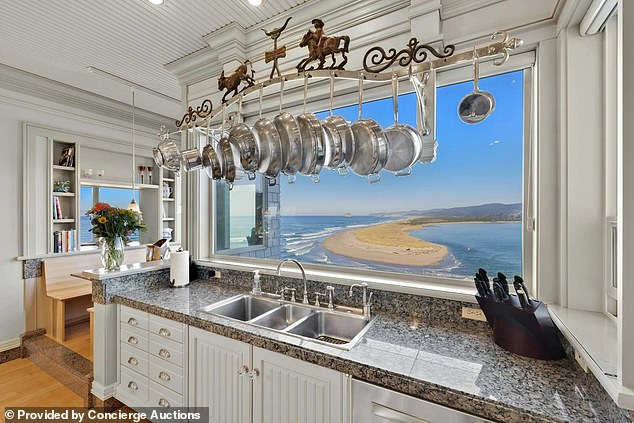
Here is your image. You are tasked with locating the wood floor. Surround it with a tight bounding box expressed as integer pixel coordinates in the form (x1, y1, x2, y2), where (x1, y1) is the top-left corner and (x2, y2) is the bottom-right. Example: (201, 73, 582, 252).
(0, 359, 84, 412)
(60, 321, 91, 361)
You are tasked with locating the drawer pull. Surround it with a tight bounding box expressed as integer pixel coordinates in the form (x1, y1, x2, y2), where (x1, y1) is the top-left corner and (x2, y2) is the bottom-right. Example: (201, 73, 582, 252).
(127, 357, 138, 366)
(249, 368, 260, 380)
(127, 381, 138, 391)
(127, 317, 138, 326)
(158, 398, 170, 408)
(238, 365, 249, 376)
(159, 371, 171, 382)
(127, 336, 138, 345)
(158, 328, 171, 337)
(158, 349, 171, 359)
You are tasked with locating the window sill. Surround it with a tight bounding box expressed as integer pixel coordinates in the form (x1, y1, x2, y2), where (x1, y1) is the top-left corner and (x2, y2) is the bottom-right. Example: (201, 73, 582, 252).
(548, 305, 634, 409)
(195, 256, 478, 304)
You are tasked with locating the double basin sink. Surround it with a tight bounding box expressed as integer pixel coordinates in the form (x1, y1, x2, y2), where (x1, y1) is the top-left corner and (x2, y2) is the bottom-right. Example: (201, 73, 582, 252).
(200, 294, 376, 350)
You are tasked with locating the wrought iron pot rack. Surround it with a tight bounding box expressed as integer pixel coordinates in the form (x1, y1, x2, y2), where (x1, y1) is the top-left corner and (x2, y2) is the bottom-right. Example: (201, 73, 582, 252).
(171, 31, 522, 133)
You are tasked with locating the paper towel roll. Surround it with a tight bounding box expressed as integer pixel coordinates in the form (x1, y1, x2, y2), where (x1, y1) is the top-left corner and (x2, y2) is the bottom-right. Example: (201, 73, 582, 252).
(170, 250, 189, 287)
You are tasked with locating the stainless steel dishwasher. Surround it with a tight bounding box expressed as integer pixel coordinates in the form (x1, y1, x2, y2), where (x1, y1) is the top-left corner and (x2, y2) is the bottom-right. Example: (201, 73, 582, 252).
(352, 379, 494, 423)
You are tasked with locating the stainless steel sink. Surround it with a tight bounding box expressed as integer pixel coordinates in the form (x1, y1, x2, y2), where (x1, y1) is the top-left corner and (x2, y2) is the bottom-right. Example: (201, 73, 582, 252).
(200, 294, 376, 349)
(250, 304, 313, 330)
(286, 311, 375, 347)
(202, 295, 280, 321)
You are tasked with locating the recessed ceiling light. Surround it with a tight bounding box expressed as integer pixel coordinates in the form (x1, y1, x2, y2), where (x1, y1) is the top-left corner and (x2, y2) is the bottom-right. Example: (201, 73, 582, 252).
(248, 0, 264, 6)
(148, 0, 164, 5)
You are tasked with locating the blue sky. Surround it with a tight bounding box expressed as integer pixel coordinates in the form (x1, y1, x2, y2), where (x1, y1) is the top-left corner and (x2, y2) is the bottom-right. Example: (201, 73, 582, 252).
(80, 187, 139, 213)
(280, 70, 524, 216)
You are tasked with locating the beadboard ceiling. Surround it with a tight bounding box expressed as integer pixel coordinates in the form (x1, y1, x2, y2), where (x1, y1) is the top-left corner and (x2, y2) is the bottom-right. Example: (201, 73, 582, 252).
(0, 0, 310, 109)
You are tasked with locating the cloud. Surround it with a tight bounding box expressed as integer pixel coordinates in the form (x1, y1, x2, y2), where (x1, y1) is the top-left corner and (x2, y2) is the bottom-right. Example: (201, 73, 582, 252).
(489, 140, 501, 146)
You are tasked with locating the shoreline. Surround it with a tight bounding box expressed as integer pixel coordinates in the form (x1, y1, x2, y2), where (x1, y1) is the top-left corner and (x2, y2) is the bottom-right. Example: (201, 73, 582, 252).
(321, 219, 519, 267)
(321, 219, 449, 267)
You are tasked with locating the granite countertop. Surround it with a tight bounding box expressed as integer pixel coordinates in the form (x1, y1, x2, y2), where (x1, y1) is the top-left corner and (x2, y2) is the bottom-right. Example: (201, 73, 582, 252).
(113, 279, 630, 423)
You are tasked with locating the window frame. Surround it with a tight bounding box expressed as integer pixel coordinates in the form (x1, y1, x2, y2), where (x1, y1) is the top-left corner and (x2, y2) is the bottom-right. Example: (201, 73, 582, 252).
(202, 53, 536, 301)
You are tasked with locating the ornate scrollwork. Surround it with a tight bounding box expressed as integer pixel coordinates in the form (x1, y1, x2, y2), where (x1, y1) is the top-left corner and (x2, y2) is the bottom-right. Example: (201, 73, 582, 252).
(363, 38, 455, 74)
(175, 99, 213, 129)
(489, 31, 523, 66)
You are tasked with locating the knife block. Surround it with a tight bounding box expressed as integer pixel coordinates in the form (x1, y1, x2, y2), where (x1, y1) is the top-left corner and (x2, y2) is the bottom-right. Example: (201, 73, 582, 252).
(476, 295, 566, 360)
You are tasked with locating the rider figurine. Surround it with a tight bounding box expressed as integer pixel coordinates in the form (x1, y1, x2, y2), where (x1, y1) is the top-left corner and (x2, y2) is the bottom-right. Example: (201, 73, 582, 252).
(312, 18, 325, 48)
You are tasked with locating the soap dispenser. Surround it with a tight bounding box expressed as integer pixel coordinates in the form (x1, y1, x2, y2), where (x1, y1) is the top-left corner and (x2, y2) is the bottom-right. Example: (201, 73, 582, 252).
(252, 270, 262, 296)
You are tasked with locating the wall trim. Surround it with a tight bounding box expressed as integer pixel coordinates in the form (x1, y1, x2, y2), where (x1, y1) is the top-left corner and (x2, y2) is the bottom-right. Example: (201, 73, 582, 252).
(91, 382, 118, 400)
(0, 63, 173, 132)
(0, 338, 20, 352)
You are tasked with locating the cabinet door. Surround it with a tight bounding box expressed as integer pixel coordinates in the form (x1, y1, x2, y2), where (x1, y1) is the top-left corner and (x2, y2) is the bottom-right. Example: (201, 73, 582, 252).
(252, 347, 345, 423)
(189, 327, 252, 423)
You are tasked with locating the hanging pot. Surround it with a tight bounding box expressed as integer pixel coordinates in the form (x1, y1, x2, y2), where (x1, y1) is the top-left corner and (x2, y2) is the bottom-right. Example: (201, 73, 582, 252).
(458, 47, 495, 124)
(252, 86, 282, 185)
(349, 75, 388, 183)
(296, 75, 325, 183)
(383, 74, 423, 176)
(322, 72, 353, 175)
(201, 141, 222, 180)
(272, 77, 302, 183)
(180, 147, 203, 172)
(153, 137, 181, 174)
(228, 97, 259, 180)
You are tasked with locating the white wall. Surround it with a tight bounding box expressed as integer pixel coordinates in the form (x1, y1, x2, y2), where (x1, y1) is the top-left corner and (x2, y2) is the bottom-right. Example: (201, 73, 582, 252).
(0, 79, 170, 347)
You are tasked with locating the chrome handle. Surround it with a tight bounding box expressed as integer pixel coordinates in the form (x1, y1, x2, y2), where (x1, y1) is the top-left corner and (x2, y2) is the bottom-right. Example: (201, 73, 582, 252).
(158, 398, 170, 408)
(238, 365, 249, 376)
(127, 357, 138, 366)
(249, 368, 260, 380)
(127, 381, 138, 391)
(158, 328, 171, 337)
(314, 292, 325, 307)
(159, 371, 171, 382)
(127, 317, 138, 326)
(127, 336, 138, 345)
(158, 349, 171, 359)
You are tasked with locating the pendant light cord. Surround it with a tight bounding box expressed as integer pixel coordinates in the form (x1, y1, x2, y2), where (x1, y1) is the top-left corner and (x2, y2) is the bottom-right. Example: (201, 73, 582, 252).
(131, 86, 136, 190)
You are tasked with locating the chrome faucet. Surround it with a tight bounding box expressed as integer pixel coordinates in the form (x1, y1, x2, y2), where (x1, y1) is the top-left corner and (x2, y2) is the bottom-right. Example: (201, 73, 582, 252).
(349, 282, 373, 320)
(276, 259, 309, 304)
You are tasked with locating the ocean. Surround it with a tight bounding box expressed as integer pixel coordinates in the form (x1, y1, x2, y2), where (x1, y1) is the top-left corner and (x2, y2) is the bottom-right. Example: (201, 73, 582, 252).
(279, 216, 522, 280)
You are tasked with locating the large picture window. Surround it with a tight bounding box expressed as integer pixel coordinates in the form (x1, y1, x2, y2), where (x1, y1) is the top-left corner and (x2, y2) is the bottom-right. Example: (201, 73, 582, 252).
(213, 69, 525, 282)
(80, 186, 140, 246)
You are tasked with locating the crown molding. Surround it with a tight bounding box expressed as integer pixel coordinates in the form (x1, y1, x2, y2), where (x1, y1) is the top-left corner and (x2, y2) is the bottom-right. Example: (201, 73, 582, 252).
(440, 0, 504, 19)
(0, 63, 173, 132)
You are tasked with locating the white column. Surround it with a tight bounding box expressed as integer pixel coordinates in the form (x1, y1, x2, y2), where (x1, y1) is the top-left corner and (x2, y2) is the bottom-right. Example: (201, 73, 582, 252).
(91, 302, 119, 399)
(618, 0, 634, 391)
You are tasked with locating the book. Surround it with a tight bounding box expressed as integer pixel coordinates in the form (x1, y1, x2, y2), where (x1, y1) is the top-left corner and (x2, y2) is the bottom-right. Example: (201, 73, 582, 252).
(54, 197, 62, 220)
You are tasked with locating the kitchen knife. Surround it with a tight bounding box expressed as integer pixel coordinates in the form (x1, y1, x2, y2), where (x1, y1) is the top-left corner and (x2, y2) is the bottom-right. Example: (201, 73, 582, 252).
(497, 272, 510, 296)
(492, 282, 504, 302)
(478, 268, 490, 291)
(475, 272, 493, 297)
(493, 280, 510, 302)
(474, 278, 486, 297)
(514, 275, 533, 304)
(513, 280, 530, 308)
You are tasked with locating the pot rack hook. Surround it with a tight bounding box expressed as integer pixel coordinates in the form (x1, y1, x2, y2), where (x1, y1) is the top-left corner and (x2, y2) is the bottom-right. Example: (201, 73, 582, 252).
(258, 85, 263, 120)
(472, 46, 480, 90)
(329, 70, 334, 117)
(491, 30, 510, 66)
(303, 73, 308, 114)
(358, 71, 364, 120)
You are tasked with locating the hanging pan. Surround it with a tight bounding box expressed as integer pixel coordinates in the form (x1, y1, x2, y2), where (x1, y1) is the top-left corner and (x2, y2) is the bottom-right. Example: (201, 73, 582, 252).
(296, 74, 325, 183)
(458, 47, 495, 124)
(383, 74, 422, 176)
(411, 69, 438, 163)
(201, 120, 222, 180)
(273, 77, 302, 183)
(228, 96, 259, 180)
(322, 71, 354, 175)
(349, 74, 388, 183)
(252, 85, 282, 185)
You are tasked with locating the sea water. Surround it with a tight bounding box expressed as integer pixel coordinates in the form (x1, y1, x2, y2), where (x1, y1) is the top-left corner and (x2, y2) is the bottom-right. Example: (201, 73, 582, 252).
(280, 216, 522, 280)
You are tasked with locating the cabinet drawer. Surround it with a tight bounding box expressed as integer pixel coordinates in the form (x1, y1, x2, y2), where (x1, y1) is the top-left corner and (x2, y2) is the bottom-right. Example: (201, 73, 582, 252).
(119, 366, 149, 405)
(149, 380, 184, 409)
(121, 343, 149, 375)
(149, 334, 183, 368)
(120, 306, 149, 331)
(149, 357, 184, 395)
(121, 324, 149, 351)
(149, 315, 184, 344)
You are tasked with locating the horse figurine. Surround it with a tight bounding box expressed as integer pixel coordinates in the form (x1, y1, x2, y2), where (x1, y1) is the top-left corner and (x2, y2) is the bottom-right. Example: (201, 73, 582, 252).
(296, 19, 350, 71)
(218, 60, 256, 103)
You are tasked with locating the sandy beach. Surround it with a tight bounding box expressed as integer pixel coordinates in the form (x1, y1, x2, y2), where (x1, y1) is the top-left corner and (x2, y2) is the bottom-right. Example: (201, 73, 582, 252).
(321, 220, 448, 267)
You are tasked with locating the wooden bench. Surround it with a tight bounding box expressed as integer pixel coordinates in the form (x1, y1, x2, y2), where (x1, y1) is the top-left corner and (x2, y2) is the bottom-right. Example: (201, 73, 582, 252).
(40, 249, 148, 342)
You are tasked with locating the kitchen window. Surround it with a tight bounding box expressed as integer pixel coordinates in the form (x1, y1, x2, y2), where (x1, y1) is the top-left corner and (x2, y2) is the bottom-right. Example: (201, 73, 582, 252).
(211, 68, 531, 287)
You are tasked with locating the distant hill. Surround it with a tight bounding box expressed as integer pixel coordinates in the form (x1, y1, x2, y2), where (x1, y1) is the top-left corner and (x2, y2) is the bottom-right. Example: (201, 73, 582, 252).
(372, 203, 522, 221)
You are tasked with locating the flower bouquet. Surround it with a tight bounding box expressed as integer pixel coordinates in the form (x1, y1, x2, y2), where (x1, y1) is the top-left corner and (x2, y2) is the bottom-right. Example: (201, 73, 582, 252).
(86, 202, 146, 270)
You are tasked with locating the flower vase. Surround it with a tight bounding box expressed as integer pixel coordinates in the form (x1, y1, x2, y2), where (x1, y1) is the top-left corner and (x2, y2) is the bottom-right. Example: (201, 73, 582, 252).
(100, 237, 125, 271)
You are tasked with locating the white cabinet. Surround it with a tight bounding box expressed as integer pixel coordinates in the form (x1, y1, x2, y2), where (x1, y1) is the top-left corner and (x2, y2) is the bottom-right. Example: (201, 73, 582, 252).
(253, 347, 346, 423)
(116, 305, 188, 409)
(189, 327, 251, 423)
(188, 328, 348, 423)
